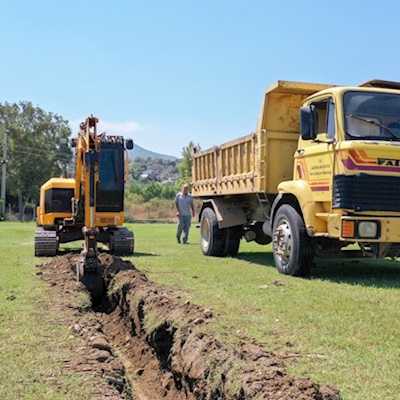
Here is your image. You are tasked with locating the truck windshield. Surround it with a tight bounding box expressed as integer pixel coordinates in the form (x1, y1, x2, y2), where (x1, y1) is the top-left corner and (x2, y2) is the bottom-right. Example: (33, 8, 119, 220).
(343, 91, 400, 141)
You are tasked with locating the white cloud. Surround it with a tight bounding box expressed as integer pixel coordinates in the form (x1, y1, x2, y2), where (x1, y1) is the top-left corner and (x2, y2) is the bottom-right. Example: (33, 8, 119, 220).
(98, 120, 143, 136)
(67, 118, 181, 157)
(69, 118, 144, 137)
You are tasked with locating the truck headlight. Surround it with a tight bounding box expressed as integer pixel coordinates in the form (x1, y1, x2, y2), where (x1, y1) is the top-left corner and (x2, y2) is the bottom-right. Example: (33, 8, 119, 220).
(342, 220, 380, 239)
(357, 221, 378, 238)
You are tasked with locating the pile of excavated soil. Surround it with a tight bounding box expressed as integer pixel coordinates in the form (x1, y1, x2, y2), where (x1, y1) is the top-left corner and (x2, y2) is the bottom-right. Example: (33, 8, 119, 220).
(38, 254, 341, 400)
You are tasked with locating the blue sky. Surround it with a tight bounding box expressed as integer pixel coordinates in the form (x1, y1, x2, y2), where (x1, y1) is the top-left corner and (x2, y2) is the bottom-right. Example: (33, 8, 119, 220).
(1, 1, 400, 157)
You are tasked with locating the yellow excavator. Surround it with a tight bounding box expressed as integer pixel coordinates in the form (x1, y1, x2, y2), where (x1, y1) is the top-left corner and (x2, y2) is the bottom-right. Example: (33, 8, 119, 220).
(35, 116, 134, 296)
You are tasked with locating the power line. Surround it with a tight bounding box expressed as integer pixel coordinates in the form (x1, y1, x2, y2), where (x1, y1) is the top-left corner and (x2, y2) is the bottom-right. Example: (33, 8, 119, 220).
(11, 143, 73, 155)
(11, 142, 71, 151)
(10, 148, 74, 162)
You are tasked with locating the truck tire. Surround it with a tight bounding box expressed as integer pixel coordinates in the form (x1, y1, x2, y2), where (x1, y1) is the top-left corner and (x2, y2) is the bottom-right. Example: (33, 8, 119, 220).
(200, 208, 225, 256)
(272, 204, 313, 277)
(222, 226, 242, 257)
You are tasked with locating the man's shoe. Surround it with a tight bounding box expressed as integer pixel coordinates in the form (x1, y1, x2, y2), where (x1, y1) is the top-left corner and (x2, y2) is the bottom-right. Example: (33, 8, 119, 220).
(177, 238, 181, 243)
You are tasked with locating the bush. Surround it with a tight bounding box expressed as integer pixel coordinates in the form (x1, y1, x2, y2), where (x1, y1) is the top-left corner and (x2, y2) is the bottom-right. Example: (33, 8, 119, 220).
(126, 181, 179, 203)
(125, 192, 145, 204)
(143, 182, 163, 202)
(161, 185, 177, 200)
(127, 182, 143, 196)
(125, 198, 176, 221)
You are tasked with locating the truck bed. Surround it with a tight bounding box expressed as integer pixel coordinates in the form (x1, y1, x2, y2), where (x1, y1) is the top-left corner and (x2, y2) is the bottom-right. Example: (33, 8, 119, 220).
(192, 80, 333, 197)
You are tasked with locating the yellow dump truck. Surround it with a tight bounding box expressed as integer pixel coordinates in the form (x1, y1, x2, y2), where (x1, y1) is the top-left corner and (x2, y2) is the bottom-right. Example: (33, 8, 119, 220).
(192, 79, 400, 276)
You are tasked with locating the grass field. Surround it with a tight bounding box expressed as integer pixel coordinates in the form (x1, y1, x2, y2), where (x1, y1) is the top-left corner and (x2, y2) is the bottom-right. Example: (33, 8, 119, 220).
(1, 221, 400, 399)
(0, 222, 92, 399)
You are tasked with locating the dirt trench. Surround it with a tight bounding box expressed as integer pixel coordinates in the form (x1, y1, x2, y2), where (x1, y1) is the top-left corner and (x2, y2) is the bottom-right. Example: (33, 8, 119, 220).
(38, 254, 341, 400)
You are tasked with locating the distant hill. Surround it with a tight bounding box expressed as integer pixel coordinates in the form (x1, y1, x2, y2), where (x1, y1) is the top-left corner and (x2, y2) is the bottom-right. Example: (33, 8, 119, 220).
(129, 144, 179, 161)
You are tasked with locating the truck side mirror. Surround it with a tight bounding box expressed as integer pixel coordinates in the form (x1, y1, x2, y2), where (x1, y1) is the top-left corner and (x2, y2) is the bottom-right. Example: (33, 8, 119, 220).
(300, 105, 317, 140)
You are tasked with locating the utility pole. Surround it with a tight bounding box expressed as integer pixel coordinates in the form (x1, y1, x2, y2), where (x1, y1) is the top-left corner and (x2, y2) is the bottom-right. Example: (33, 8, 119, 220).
(1, 130, 7, 218)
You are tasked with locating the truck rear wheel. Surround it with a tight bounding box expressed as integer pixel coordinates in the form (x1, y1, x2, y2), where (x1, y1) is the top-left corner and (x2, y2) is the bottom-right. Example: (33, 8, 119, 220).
(200, 208, 225, 256)
(222, 226, 242, 257)
(272, 204, 313, 277)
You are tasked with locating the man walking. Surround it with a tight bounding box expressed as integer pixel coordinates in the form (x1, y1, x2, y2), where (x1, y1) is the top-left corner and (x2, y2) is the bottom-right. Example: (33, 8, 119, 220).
(175, 184, 195, 244)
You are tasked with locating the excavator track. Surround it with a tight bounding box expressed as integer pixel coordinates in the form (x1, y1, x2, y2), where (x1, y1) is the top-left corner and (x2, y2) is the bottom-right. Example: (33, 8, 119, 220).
(111, 227, 134, 256)
(34, 227, 58, 256)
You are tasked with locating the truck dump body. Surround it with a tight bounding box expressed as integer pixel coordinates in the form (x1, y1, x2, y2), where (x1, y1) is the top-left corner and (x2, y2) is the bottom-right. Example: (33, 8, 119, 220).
(192, 81, 334, 197)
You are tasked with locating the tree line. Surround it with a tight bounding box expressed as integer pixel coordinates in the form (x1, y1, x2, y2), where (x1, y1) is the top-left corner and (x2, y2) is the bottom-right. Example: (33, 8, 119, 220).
(0, 102, 72, 218)
(0, 102, 198, 220)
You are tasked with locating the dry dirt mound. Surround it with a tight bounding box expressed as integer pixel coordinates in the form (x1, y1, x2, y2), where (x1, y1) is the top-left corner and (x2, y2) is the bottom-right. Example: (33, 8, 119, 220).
(38, 254, 341, 400)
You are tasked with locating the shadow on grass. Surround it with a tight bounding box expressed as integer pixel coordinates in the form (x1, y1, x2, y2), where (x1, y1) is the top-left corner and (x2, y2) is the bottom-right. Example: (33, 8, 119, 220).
(58, 248, 158, 258)
(130, 251, 159, 258)
(311, 258, 400, 289)
(57, 248, 81, 255)
(237, 251, 400, 289)
(237, 251, 275, 267)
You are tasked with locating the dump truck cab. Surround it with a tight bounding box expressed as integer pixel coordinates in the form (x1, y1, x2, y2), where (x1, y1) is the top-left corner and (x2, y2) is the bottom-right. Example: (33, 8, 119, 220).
(292, 80, 400, 259)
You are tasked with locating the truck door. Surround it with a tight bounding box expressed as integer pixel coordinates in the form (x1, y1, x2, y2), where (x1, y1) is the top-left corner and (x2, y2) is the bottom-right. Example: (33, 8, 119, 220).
(295, 97, 336, 203)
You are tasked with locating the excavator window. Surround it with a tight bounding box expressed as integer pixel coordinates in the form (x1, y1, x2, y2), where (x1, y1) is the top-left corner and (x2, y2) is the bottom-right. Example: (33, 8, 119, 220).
(96, 144, 124, 212)
(98, 148, 122, 191)
(45, 188, 74, 213)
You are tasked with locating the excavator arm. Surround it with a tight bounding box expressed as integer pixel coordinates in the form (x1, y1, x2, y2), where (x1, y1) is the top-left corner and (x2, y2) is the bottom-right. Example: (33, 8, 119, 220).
(72, 116, 103, 294)
(72, 116, 133, 299)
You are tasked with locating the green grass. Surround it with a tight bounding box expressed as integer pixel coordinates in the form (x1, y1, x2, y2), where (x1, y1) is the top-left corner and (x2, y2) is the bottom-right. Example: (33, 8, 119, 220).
(126, 222, 400, 400)
(1, 221, 400, 399)
(0, 222, 92, 400)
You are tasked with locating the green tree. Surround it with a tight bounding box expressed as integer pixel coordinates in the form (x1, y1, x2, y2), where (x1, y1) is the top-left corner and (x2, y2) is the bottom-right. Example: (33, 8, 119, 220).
(161, 185, 176, 200)
(142, 182, 163, 202)
(177, 141, 200, 187)
(0, 102, 72, 220)
(127, 181, 143, 196)
(129, 160, 147, 180)
(129, 156, 179, 182)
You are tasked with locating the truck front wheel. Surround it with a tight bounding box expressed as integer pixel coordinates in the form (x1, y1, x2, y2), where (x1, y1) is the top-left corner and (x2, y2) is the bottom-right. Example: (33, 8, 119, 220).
(200, 208, 225, 256)
(272, 204, 313, 277)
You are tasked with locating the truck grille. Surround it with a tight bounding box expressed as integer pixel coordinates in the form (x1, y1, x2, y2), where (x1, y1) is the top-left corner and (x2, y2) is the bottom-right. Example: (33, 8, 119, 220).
(333, 174, 400, 212)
